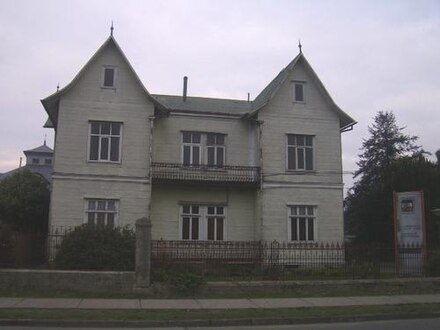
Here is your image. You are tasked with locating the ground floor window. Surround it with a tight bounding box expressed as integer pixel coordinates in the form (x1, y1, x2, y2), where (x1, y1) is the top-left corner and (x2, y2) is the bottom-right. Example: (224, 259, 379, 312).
(288, 205, 316, 241)
(85, 199, 119, 227)
(181, 204, 226, 241)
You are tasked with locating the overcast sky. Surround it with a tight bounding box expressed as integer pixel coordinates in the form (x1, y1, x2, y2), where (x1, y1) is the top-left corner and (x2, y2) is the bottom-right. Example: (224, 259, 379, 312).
(1, 0, 439, 190)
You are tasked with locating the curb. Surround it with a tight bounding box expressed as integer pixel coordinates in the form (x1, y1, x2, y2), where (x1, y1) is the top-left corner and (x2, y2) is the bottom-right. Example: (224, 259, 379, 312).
(1, 311, 440, 328)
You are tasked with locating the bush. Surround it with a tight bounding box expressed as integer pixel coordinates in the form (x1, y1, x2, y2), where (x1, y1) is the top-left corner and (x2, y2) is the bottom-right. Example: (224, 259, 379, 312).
(55, 224, 135, 271)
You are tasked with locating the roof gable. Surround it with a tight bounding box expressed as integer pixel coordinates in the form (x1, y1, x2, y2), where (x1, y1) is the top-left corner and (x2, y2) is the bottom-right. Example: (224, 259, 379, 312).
(41, 36, 167, 129)
(251, 53, 356, 130)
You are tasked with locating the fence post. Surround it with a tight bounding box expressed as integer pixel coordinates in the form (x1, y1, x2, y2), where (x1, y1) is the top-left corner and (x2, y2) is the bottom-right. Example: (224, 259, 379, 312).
(135, 217, 152, 288)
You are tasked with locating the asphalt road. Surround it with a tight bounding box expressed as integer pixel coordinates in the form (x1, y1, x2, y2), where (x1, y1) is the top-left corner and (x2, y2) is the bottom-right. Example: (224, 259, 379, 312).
(2, 318, 440, 330)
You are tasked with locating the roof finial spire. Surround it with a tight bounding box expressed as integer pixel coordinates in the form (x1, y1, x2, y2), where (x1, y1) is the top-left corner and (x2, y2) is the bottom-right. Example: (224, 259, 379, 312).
(56, 82, 59, 92)
(110, 21, 114, 37)
(298, 39, 302, 54)
(44, 134, 47, 146)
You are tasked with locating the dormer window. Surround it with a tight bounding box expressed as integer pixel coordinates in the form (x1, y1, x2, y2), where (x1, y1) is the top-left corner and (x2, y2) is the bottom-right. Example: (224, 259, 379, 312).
(293, 81, 305, 102)
(102, 66, 116, 88)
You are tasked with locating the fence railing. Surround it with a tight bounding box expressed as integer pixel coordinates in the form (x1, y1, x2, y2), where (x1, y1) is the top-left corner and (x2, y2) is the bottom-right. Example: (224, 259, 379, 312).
(151, 162, 260, 185)
(2, 225, 434, 279)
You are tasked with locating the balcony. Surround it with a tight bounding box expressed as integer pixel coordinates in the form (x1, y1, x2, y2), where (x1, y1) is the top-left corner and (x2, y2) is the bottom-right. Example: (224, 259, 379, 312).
(151, 162, 260, 186)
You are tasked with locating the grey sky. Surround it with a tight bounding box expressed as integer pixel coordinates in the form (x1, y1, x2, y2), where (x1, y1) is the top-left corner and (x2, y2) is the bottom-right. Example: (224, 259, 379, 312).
(1, 0, 439, 191)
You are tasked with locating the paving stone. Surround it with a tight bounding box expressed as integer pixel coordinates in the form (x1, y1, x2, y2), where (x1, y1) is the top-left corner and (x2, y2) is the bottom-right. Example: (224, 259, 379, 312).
(301, 297, 358, 307)
(347, 296, 402, 305)
(196, 299, 258, 309)
(15, 298, 81, 309)
(78, 299, 140, 309)
(0, 298, 23, 308)
(250, 298, 312, 308)
(140, 299, 201, 309)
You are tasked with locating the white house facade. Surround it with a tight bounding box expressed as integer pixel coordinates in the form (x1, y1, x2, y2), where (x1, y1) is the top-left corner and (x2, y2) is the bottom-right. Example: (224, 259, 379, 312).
(42, 34, 355, 244)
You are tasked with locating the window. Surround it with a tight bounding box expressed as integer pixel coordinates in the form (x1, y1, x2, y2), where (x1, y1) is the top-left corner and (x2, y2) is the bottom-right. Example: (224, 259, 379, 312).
(182, 132, 201, 166)
(287, 134, 314, 170)
(289, 206, 316, 241)
(181, 205, 226, 240)
(181, 205, 200, 240)
(89, 121, 122, 162)
(182, 132, 226, 167)
(32, 158, 40, 164)
(85, 199, 119, 227)
(207, 206, 225, 241)
(44, 158, 52, 165)
(207, 134, 225, 167)
(102, 66, 116, 88)
(293, 82, 305, 102)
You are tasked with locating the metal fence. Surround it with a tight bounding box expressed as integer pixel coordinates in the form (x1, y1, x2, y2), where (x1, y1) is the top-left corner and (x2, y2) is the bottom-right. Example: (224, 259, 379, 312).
(2, 225, 435, 279)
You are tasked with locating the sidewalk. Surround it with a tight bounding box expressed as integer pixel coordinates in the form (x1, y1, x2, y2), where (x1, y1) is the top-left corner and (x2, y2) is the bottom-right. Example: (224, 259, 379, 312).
(2, 294, 440, 310)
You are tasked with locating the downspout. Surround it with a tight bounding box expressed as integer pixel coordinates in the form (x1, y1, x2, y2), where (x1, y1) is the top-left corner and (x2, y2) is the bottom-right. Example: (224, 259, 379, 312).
(148, 115, 155, 215)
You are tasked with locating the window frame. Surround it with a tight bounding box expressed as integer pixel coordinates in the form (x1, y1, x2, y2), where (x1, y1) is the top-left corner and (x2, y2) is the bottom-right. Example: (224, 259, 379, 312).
(292, 81, 306, 103)
(101, 66, 117, 89)
(180, 204, 226, 241)
(287, 205, 317, 242)
(88, 121, 123, 163)
(181, 131, 226, 167)
(84, 198, 119, 227)
(286, 134, 314, 171)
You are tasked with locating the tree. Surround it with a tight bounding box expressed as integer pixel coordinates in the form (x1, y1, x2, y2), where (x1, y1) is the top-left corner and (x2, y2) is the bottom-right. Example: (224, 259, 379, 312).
(354, 111, 425, 186)
(345, 111, 430, 244)
(0, 169, 50, 232)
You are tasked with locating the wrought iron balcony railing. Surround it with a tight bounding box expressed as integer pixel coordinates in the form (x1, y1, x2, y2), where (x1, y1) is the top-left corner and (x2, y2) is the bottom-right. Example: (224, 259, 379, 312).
(151, 162, 260, 186)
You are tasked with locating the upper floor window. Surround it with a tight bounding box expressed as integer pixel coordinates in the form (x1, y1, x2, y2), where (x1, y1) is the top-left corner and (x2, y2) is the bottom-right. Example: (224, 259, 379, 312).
(293, 82, 305, 102)
(182, 132, 226, 167)
(102, 66, 117, 88)
(44, 158, 52, 165)
(287, 134, 314, 171)
(32, 158, 40, 164)
(85, 199, 119, 227)
(89, 121, 122, 163)
(288, 205, 316, 242)
(181, 204, 226, 241)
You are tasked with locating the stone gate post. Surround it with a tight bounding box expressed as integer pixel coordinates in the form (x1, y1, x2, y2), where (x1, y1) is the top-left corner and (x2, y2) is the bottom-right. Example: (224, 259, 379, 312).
(135, 217, 152, 288)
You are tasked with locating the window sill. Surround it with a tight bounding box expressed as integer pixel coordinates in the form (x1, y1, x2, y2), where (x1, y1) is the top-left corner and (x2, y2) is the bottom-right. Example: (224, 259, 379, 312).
(100, 86, 117, 90)
(286, 170, 316, 175)
(87, 160, 122, 165)
(293, 101, 306, 104)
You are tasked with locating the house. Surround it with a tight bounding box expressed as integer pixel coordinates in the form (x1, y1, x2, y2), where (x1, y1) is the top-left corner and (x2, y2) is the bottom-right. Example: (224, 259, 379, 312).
(41, 32, 355, 243)
(0, 142, 53, 182)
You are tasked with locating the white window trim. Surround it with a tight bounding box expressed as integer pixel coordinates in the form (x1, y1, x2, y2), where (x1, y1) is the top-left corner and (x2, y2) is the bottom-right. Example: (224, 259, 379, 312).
(287, 205, 317, 242)
(101, 65, 118, 89)
(84, 198, 120, 227)
(292, 81, 306, 103)
(181, 131, 226, 167)
(286, 134, 315, 172)
(87, 121, 123, 164)
(179, 204, 227, 241)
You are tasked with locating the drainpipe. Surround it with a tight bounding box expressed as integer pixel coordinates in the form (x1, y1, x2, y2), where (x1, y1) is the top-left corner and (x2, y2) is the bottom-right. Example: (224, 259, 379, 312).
(148, 116, 155, 215)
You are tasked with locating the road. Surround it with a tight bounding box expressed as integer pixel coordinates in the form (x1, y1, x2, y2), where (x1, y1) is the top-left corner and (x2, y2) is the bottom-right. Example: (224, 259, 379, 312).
(2, 318, 440, 330)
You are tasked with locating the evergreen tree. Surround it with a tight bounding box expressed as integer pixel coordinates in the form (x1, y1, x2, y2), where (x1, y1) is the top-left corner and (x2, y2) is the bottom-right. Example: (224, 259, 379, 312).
(345, 111, 430, 244)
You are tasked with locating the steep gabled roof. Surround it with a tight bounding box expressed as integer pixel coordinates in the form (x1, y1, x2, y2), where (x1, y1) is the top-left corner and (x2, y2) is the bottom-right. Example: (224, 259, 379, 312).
(250, 53, 356, 131)
(41, 35, 167, 129)
(152, 94, 251, 116)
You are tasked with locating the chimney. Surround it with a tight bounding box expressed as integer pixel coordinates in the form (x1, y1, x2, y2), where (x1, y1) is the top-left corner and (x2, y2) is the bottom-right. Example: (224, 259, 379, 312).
(183, 76, 188, 102)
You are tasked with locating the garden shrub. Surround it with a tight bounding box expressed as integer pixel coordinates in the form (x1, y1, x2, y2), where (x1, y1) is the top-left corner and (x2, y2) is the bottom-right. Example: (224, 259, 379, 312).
(55, 224, 135, 271)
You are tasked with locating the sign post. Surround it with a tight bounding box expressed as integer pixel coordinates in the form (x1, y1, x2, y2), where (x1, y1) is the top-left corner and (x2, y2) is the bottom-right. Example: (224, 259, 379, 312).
(393, 191, 426, 274)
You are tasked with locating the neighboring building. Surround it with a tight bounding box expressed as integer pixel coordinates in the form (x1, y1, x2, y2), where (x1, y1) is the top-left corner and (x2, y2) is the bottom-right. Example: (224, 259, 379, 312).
(0, 142, 53, 182)
(41, 34, 355, 243)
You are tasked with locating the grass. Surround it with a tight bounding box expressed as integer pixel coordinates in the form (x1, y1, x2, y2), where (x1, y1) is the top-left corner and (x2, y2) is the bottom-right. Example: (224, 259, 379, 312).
(0, 304, 440, 322)
(1, 281, 440, 299)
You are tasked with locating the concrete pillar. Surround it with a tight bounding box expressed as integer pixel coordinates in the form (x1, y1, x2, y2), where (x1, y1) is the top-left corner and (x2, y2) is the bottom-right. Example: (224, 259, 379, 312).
(135, 217, 152, 288)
